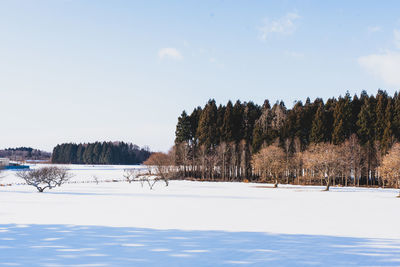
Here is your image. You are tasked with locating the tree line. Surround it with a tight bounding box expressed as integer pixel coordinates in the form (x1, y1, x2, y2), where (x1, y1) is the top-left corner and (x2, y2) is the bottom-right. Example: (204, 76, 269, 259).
(52, 142, 151, 165)
(173, 90, 400, 188)
(0, 147, 51, 161)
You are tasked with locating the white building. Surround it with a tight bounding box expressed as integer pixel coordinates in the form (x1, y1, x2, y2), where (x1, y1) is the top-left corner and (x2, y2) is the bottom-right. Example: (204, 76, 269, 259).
(0, 158, 10, 166)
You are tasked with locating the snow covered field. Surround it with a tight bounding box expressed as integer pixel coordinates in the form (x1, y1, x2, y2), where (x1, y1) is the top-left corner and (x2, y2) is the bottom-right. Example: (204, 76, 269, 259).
(0, 165, 399, 266)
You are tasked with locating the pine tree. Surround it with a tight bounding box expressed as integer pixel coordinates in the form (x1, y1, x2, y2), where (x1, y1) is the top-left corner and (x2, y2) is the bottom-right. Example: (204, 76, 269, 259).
(357, 96, 375, 145)
(189, 107, 202, 142)
(232, 100, 245, 143)
(374, 90, 388, 143)
(324, 98, 337, 142)
(332, 94, 351, 145)
(175, 111, 192, 144)
(197, 99, 218, 148)
(221, 101, 234, 143)
(310, 102, 327, 143)
(351, 94, 362, 135)
(381, 98, 394, 154)
(216, 104, 226, 144)
(92, 142, 102, 164)
(392, 92, 400, 140)
(243, 101, 261, 144)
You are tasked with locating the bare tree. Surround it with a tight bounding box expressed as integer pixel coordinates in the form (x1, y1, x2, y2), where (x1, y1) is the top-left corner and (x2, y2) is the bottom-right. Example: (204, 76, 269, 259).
(123, 169, 141, 183)
(303, 143, 341, 191)
(175, 141, 190, 177)
(92, 175, 99, 185)
(379, 143, 400, 197)
(16, 167, 72, 192)
(252, 143, 285, 187)
(143, 150, 175, 187)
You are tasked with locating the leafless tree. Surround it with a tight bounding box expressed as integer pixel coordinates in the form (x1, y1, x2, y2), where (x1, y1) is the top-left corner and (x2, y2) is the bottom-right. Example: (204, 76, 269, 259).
(16, 166, 72, 192)
(303, 143, 341, 191)
(92, 175, 99, 185)
(143, 150, 176, 187)
(252, 143, 285, 187)
(175, 141, 190, 177)
(379, 143, 400, 197)
(123, 169, 141, 183)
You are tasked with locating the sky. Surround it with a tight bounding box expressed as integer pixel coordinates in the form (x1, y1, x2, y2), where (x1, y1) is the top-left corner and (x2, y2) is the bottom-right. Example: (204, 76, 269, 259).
(1, 0, 400, 152)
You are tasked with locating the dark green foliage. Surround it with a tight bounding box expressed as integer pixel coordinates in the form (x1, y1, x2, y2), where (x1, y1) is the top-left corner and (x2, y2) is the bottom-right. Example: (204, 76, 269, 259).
(221, 101, 235, 143)
(381, 98, 394, 154)
(310, 102, 327, 143)
(374, 90, 388, 142)
(357, 95, 376, 146)
(51, 142, 150, 165)
(178, 90, 400, 156)
(197, 99, 218, 148)
(332, 94, 352, 144)
(174, 91, 400, 185)
(175, 111, 192, 144)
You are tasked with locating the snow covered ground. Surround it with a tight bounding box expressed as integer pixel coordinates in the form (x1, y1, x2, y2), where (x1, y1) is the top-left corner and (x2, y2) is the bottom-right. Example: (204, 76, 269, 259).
(0, 165, 399, 266)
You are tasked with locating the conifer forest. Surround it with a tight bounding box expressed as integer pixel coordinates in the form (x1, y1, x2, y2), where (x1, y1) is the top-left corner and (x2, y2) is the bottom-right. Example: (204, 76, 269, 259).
(51, 142, 151, 165)
(174, 90, 400, 189)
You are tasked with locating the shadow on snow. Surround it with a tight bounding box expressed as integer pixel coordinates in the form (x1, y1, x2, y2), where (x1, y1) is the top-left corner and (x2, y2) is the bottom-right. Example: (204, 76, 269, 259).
(0, 224, 399, 266)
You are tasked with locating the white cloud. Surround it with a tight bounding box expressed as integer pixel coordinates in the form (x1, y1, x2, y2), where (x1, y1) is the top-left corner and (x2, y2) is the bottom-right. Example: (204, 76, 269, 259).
(367, 26, 381, 33)
(158, 48, 183, 60)
(358, 51, 400, 86)
(394, 29, 400, 49)
(259, 12, 300, 41)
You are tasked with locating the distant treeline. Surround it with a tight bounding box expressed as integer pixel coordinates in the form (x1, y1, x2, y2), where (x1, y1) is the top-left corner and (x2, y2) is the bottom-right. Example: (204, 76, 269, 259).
(0, 147, 51, 161)
(174, 90, 400, 186)
(52, 142, 151, 165)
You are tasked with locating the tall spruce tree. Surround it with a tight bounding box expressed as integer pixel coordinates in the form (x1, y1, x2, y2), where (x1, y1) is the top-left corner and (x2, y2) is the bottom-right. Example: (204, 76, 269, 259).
(374, 90, 388, 143)
(197, 99, 218, 148)
(332, 94, 352, 145)
(175, 111, 192, 144)
(221, 101, 235, 143)
(357, 96, 375, 145)
(310, 102, 327, 143)
(392, 92, 400, 140)
(381, 98, 394, 154)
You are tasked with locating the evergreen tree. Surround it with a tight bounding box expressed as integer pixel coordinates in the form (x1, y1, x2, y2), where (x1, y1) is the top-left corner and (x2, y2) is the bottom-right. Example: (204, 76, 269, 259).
(175, 111, 192, 144)
(216, 104, 226, 144)
(189, 107, 202, 142)
(51, 142, 149, 165)
(197, 99, 218, 148)
(357, 96, 375, 145)
(232, 100, 245, 143)
(310, 102, 327, 143)
(332, 94, 352, 145)
(392, 92, 400, 140)
(221, 101, 234, 143)
(374, 90, 388, 143)
(381, 98, 394, 154)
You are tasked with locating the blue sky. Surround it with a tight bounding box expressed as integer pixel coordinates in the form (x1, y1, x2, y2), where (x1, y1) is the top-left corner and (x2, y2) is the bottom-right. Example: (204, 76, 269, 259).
(1, 0, 400, 152)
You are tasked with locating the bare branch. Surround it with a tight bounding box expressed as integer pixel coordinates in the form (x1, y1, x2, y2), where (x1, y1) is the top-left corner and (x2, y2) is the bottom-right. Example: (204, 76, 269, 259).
(16, 167, 72, 192)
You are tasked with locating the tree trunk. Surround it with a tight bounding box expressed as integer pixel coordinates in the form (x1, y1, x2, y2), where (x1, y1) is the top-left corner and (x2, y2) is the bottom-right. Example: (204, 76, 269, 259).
(274, 178, 278, 188)
(324, 177, 330, 191)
